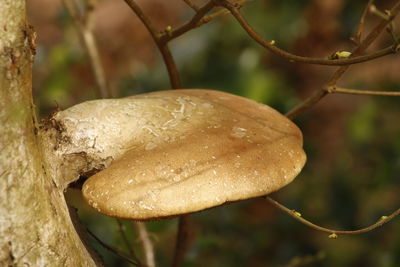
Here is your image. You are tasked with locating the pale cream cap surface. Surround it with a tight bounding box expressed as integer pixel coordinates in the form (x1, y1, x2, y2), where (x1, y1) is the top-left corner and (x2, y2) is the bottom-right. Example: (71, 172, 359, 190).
(82, 89, 306, 220)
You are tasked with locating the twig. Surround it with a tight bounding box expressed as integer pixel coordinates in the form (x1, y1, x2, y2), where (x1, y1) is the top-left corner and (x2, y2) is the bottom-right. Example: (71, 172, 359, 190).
(116, 219, 142, 265)
(182, 0, 199, 11)
(123, 0, 182, 88)
(287, 87, 330, 120)
(386, 23, 398, 45)
(198, 0, 252, 28)
(330, 86, 400, 96)
(219, 0, 399, 66)
(352, 0, 374, 44)
(134, 222, 155, 267)
(62, 0, 110, 98)
(159, 45, 182, 89)
(288, 67, 400, 119)
(369, 4, 399, 45)
(159, 0, 218, 43)
(87, 228, 140, 266)
(369, 4, 390, 20)
(123, 0, 158, 40)
(286, 0, 400, 119)
(265, 197, 400, 236)
(160, 0, 252, 42)
(172, 215, 191, 267)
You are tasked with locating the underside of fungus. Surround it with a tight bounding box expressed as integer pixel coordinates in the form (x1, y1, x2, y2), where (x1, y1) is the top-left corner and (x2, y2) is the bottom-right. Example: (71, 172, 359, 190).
(41, 89, 306, 220)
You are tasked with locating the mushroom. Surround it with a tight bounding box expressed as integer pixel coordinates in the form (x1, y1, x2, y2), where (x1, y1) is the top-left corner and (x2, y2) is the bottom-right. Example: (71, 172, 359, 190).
(63, 89, 306, 220)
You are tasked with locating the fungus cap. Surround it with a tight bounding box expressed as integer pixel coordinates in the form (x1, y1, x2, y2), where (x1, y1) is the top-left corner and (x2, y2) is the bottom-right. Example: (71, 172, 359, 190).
(81, 89, 306, 220)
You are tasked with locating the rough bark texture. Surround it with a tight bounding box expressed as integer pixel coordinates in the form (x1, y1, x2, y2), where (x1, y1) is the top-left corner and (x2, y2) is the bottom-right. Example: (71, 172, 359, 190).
(0, 1, 98, 266)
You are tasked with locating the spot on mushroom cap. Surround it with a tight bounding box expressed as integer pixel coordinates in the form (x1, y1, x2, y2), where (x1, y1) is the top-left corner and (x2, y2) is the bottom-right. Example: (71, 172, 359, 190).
(82, 89, 306, 220)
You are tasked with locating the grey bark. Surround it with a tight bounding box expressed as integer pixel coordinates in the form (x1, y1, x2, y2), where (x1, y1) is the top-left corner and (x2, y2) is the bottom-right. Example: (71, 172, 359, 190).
(0, 1, 98, 266)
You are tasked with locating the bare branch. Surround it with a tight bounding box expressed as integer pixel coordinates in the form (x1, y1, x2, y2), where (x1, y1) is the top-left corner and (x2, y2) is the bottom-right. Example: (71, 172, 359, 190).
(62, 0, 110, 98)
(159, 0, 218, 43)
(116, 219, 143, 265)
(286, 0, 400, 119)
(369, 4, 390, 20)
(159, 0, 252, 43)
(123, 0, 182, 88)
(330, 86, 400, 96)
(266, 197, 400, 236)
(123, 0, 158, 41)
(182, 0, 200, 11)
(218, 0, 399, 66)
(385, 12, 399, 46)
(87, 228, 140, 266)
(351, 0, 374, 44)
(159, 44, 182, 89)
(286, 88, 330, 120)
(172, 215, 191, 267)
(198, 0, 252, 28)
(83, 0, 96, 29)
(134, 222, 155, 267)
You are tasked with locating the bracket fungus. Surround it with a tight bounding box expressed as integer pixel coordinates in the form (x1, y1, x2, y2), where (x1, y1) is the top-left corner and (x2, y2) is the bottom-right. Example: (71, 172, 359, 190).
(43, 89, 306, 220)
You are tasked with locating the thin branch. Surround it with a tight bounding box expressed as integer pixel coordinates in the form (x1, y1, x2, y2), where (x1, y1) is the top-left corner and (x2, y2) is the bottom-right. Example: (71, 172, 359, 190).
(159, 0, 218, 43)
(370, 4, 400, 45)
(287, 88, 330, 120)
(286, 0, 400, 119)
(116, 219, 143, 265)
(134, 222, 155, 267)
(219, 0, 399, 66)
(159, 0, 252, 43)
(87, 228, 140, 266)
(198, 0, 252, 28)
(159, 45, 182, 89)
(369, 4, 390, 20)
(330, 86, 400, 96)
(62, 0, 110, 98)
(123, 0, 159, 41)
(182, 0, 200, 11)
(385, 14, 399, 46)
(123, 0, 182, 88)
(83, 0, 96, 29)
(355, 2, 400, 54)
(266, 197, 400, 236)
(172, 215, 191, 267)
(352, 0, 374, 44)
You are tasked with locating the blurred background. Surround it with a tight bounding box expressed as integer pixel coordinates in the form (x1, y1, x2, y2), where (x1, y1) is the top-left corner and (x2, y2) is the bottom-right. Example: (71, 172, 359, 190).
(28, 0, 400, 266)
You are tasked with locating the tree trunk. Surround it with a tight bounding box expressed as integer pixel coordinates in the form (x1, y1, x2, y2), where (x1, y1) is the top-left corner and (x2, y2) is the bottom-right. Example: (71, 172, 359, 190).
(0, 1, 98, 266)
